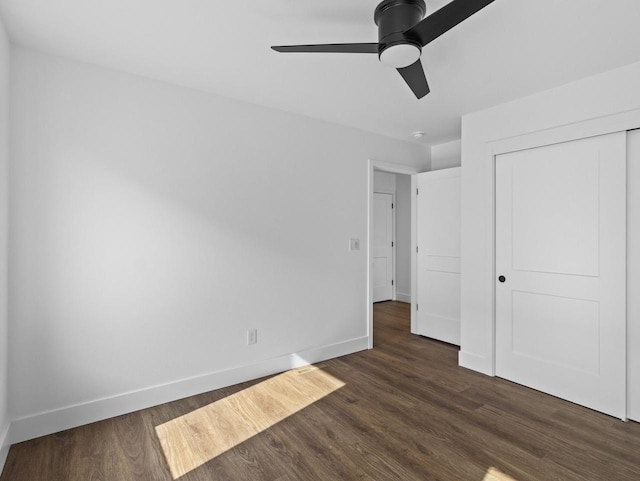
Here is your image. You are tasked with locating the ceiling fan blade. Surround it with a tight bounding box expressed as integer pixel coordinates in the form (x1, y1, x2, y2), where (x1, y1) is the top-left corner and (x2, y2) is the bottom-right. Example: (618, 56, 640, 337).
(404, 0, 495, 47)
(271, 43, 379, 54)
(397, 60, 430, 99)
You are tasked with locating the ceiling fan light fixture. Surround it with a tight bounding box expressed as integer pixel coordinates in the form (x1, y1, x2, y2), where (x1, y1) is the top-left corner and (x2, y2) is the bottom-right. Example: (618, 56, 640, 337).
(379, 43, 421, 69)
(271, 0, 497, 99)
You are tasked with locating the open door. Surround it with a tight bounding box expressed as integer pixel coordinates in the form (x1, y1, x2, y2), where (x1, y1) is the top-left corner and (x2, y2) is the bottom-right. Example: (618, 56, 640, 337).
(415, 168, 461, 345)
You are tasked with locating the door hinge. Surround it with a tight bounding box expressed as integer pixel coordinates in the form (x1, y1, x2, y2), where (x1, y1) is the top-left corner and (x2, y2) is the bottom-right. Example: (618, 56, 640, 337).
(416, 188, 419, 195)
(392, 280, 394, 286)
(416, 246, 419, 253)
(416, 304, 419, 311)
(392, 203, 394, 209)
(391, 241, 394, 247)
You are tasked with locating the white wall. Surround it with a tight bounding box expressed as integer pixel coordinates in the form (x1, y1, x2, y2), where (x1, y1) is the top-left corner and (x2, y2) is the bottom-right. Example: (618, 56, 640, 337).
(460, 60, 640, 385)
(430, 139, 461, 171)
(373, 171, 396, 194)
(0, 14, 9, 471)
(8, 48, 429, 441)
(395, 174, 411, 302)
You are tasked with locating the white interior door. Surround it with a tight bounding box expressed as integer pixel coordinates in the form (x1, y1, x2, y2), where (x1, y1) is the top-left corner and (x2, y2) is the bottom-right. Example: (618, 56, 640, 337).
(495, 132, 627, 419)
(372, 193, 393, 302)
(416, 168, 461, 345)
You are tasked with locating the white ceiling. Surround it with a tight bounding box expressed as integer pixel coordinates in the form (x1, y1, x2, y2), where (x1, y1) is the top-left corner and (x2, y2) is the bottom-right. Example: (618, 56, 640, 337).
(1, 0, 640, 145)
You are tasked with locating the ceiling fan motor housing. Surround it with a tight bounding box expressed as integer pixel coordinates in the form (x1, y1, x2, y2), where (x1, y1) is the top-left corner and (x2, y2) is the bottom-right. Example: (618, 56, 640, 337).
(374, 0, 426, 54)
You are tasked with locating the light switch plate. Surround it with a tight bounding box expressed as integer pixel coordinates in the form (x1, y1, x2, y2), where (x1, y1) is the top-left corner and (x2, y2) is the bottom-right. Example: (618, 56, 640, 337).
(349, 238, 360, 251)
(247, 329, 257, 345)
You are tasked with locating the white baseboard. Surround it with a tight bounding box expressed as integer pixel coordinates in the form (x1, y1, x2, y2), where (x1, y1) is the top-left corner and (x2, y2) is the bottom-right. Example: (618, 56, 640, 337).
(9, 336, 369, 445)
(395, 292, 411, 303)
(0, 422, 9, 475)
(458, 350, 494, 376)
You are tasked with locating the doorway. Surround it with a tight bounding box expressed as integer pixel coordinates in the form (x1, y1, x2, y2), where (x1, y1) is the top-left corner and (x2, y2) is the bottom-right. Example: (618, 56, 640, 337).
(367, 160, 420, 349)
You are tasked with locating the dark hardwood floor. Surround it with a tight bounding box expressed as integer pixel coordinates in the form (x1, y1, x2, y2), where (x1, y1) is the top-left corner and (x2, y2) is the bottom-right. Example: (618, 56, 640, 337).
(2, 301, 640, 480)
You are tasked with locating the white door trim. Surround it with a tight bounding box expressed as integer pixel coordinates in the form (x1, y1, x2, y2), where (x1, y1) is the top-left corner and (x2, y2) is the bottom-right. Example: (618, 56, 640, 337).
(476, 110, 640, 378)
(367, 159, 421, 349)
(627, 129, 640, 421)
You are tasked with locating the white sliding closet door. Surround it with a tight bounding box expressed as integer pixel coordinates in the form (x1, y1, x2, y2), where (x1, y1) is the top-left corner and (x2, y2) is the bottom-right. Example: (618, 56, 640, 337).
(495, 132, 627, 419)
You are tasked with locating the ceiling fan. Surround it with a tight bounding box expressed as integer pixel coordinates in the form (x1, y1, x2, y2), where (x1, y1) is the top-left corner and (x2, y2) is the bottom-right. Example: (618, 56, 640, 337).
(271, 0, 496, 99)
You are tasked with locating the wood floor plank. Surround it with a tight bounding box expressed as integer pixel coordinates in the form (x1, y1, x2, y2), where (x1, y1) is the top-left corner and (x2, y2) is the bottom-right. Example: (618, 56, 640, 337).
(2, 301, 640, 480)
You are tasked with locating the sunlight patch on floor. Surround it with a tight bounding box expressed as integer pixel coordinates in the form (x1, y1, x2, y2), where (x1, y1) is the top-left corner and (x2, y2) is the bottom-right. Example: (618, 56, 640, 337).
(155, 365, 345, 479)
(483, 467, 519, 481)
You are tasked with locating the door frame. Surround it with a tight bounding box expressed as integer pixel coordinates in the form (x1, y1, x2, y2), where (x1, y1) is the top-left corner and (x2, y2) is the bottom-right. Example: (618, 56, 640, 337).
(367, 160, 421, 349)
(480, 109, 640, 416)
(485, 111, 640, 399)
(628, 129, 640, 421)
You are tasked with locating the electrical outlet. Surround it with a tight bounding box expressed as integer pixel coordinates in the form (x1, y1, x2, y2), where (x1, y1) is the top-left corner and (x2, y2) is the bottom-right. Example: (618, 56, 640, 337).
(247, 329, 258, 345)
